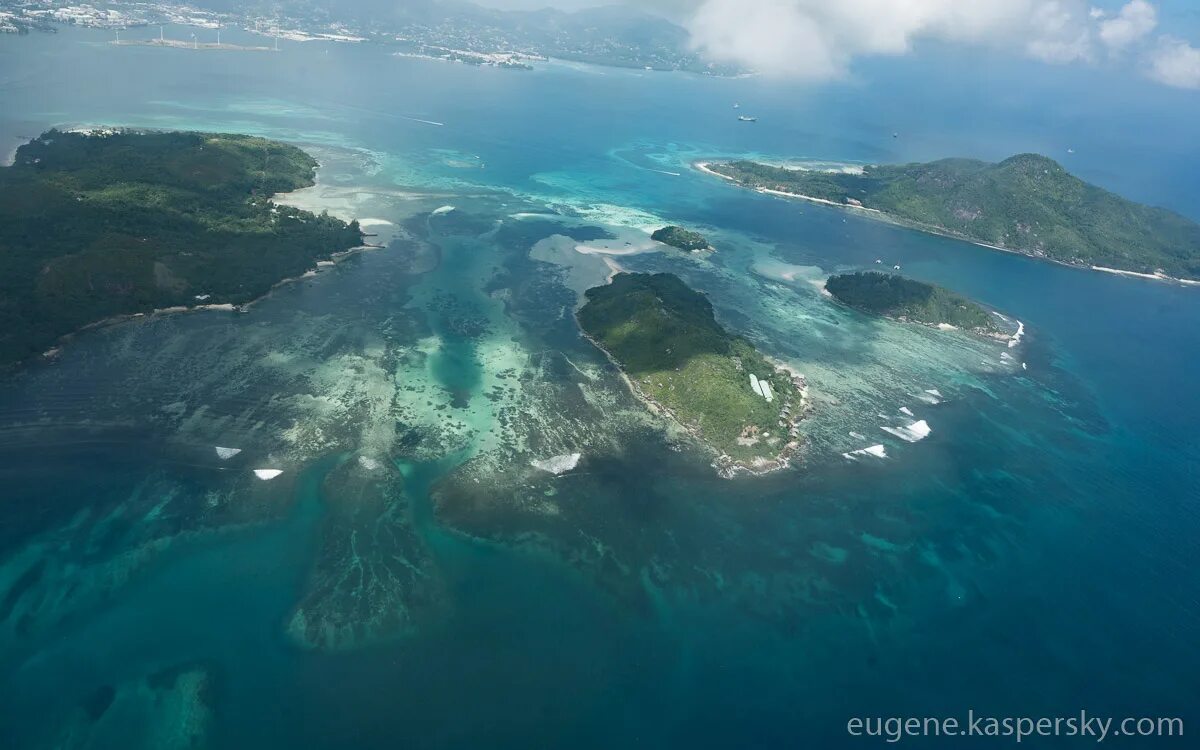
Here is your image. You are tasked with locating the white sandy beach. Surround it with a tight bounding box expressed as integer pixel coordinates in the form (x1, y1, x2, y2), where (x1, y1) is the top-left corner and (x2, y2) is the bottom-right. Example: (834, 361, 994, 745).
(695, 161, 884, 214)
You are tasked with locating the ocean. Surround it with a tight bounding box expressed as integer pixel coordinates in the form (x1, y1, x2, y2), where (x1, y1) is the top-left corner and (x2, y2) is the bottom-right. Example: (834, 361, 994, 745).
(0, 25, 1197, 749)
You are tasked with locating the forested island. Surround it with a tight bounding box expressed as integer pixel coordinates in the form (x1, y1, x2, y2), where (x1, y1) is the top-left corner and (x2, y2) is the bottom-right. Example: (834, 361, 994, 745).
(578, 272, 807, 473)
(651, 226, 711, 252)
(825, 272, 998, 332)
(0, 129, 363, 366)
(705, 155, 1200, 280)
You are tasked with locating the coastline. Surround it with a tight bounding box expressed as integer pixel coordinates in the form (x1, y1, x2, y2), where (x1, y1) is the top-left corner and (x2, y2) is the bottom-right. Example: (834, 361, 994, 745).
(695, 161, 1200, 287)
(821, 282, 1020, 346)
(39, 241, 381, 364)
(22, 147, 372, 367)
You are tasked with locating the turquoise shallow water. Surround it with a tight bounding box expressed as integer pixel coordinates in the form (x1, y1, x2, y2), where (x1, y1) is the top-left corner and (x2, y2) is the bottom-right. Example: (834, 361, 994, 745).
(0, 25, 1198, 749)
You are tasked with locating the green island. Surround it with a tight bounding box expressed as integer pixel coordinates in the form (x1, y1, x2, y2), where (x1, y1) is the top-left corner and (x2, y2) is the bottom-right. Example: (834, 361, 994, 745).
(825, 272, 998, 332)
(0, 128, 363, 366)
(651, 225, 711, 252)
(577, 272, 808, 473)
(706, 155, 1200, 280)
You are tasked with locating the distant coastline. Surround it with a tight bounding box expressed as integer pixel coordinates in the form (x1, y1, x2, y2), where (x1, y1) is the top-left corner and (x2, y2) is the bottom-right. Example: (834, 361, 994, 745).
(111, 39, 275, 52)
(695, 160, 1200, 287)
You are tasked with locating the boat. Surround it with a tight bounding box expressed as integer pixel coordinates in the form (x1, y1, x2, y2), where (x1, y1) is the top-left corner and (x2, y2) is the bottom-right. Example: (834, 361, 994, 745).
(737, 115, 757, 122)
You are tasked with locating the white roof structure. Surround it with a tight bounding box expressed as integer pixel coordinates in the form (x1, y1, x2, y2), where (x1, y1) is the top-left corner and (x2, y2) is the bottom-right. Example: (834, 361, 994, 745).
(749, 373, 764, 397)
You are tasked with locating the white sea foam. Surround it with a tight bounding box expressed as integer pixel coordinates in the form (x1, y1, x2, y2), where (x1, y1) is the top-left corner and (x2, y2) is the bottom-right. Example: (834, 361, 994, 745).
(559, 202, 662, 233)
(253, 469, 283, 480)
(849, 431, 866, 440)
(215, 446, 241, 460)
(899, 406, 914, 417)
(843, 444, 888, 460)
(917, 388, 943, 405)
(358, 456, 381, 471)
(881, 419, 932, 442)
(432, 205, 456, 215)
(531, 453, 582, 475)
(1009, 320, 1025, 348)
(357, 217, 394, 227)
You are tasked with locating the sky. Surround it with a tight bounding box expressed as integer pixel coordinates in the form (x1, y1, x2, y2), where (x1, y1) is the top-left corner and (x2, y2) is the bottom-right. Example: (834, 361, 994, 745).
(473, 0, 1200, 89)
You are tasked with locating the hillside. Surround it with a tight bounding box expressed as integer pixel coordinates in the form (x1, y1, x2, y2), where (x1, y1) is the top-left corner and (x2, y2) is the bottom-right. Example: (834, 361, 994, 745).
(709, 155, 1200, 279)
(578, 273, 806, 469)
(0, 129, 362, 366)
(825, 272, 998, 332)
(651, 226, 711, 252)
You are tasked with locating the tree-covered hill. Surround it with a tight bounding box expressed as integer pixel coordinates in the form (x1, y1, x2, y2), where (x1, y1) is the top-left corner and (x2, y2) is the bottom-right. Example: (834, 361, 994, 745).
(651, 226, 711, 252)
(709, 155, 1200, 279)
(825, 272, 997, 331)
(578, 273, 803, 466)
(0, 129, 362, 366)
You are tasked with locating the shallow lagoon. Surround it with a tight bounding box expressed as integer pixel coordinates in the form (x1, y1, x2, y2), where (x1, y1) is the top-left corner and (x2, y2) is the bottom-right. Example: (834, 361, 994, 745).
(0, 25, 1198, 749)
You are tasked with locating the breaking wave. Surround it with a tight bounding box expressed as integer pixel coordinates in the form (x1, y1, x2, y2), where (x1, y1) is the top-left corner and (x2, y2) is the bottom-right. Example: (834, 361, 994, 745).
(881, 420, 932, 442)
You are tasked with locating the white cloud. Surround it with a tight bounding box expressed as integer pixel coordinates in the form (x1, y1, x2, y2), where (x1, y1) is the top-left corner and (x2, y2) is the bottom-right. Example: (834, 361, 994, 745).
(687, 0, 842, 80)
(685, 0, 1107, 78)
(1027, 1, 1095, 63)
(682, 0, 1198, 90)
(1147, 36, 1200, 88)
(1098, 0, 1157, 51)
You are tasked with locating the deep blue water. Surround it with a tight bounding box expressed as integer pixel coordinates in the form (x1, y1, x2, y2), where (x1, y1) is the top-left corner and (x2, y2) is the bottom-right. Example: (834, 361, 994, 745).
(0, 25, 1197, 749)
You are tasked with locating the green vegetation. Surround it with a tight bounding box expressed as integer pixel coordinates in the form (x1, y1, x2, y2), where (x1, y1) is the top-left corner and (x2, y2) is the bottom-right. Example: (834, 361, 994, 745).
(710, 155, 1200, 278)
(651, 225, 711, 252)
(0, 129, 362, 366)
(825, 272, 998, 331)
(578, 273, 801, 465)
